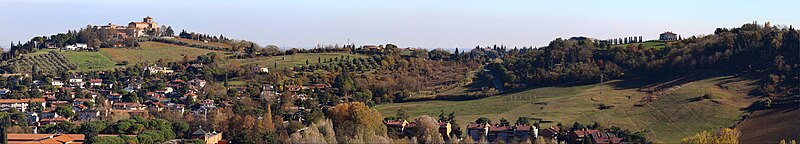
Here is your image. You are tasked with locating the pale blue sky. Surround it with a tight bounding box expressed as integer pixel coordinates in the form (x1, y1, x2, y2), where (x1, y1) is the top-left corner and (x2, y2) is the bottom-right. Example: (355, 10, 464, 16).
(1, 0, 798, 49)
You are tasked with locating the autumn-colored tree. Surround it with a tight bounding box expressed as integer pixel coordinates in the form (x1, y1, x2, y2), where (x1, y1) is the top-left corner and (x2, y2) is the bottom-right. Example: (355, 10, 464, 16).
(257, 102, 276, 133)
(414, 115, 445, 144)
(289, 119, 337, 143)
(681, 128, 740, 144)
(328, 102, 388, 143)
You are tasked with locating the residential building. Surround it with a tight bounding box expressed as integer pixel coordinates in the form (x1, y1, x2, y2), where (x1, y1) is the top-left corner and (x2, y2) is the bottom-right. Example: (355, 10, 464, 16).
(191, 129, 223, 144)
(386, 119, 409, 137)
(586, 131, 624, 144)
(147, 66, 174, 74)
(539, 126, 560, 140)
(0, 98, 46, 112)
(51, 80, 64, 87)
(487, 125, 511, 143)
(466, 123, 490, 141)
(89, 79, 103, 87)
(568, 129, 600, 144)
(112, 102, 146, 110)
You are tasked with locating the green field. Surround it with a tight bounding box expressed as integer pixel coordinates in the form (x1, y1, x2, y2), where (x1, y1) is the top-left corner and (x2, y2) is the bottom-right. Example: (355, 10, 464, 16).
(240, 53, 368, 69)
(100, 42, 226, 63)
(613, 41, 667, 49)
(61, 51, 118, 71)
(375, 75, 756, 143)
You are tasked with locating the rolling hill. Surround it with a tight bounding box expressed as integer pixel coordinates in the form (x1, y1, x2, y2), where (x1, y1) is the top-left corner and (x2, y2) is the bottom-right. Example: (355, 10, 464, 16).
(374, 72, 758, 143)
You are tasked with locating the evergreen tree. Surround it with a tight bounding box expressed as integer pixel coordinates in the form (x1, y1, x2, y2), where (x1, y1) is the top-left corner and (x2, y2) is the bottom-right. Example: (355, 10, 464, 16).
(9, 41, 15, 58)
(165, 26, 174, 36)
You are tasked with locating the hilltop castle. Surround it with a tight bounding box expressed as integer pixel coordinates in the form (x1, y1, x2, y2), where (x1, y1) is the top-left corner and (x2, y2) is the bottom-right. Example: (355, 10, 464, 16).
(94, 16, 160, 37)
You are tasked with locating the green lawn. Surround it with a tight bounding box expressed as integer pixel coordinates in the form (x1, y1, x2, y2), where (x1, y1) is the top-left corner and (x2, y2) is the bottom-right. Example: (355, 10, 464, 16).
(374, 75, 756, 143)
(239, 53, 368, 69)
(100, 42, 226, 63)
(61, 51, 118, 72)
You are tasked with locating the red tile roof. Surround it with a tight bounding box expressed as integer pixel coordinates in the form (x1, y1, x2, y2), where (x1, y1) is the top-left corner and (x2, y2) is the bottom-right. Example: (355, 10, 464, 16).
(466, 123, 488, 129)
(7, 133, 85, 144)
(0, 98, 46, 104)
(489, 125, 510, 132)
(514, 125, 532, 131)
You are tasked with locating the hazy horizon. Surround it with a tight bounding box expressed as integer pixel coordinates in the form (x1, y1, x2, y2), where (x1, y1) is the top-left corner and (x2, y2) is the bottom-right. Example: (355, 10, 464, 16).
(1, 0, 798, 49)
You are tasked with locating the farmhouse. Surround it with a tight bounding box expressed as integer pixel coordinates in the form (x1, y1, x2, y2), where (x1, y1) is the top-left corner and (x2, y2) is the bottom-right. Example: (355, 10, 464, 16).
(62, 43, 92, 51)
(659, 31, 678, 41)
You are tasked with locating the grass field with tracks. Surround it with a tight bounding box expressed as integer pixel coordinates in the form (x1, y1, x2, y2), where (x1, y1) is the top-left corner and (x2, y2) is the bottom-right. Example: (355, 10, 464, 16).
(100, 42, 225, 63)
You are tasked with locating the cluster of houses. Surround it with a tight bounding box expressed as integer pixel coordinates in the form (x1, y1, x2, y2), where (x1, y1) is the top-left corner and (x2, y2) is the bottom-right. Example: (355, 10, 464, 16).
(0, 65, 216, 134)
(383, 119, 537, 143)
(383, 119, 627, 144)
(465, 123, 536, 143)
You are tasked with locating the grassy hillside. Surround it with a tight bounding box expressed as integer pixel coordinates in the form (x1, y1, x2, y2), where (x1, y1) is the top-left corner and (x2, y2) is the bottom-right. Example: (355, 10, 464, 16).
(374, 74, 757, 143)
(100, 42, 226, 63)
(61, 51, 118, 71)
(240, 53, 368, 69)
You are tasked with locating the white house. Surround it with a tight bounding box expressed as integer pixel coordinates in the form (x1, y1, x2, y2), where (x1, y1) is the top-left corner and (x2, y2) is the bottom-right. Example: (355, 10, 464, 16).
(89, 79, 103, 87)
(260, 67, 269, 73)
(146, 66, 174, 74)
(62, 43, 89, 51)
(188, 79, 207, 88)
(0, 98, 46, 113)
(51, 80, 64, 87)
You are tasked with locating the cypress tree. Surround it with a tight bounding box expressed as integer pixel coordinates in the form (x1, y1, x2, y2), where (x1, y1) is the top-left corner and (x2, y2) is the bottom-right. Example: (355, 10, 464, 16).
(9, 41, 15, 58)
